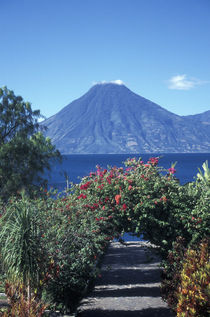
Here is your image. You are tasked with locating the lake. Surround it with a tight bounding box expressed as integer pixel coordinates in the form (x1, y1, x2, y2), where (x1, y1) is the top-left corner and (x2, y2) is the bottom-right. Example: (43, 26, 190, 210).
(46, 153, 210, 190)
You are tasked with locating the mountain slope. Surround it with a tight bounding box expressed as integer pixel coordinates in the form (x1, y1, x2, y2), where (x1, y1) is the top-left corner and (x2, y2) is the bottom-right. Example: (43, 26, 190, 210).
(183, 110, 210, 122)
(42, 83, 210, 153)
(183, 110, 210, 129)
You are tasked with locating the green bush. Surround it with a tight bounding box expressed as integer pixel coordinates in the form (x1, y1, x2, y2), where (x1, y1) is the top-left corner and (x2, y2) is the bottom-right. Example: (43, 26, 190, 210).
(161, 236, 186, 311)
(161, 161, 210, 314)
(41, 193, 112, 313)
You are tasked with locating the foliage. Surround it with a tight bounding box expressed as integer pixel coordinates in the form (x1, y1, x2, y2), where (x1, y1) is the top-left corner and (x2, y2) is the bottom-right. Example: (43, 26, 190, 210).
(0, 190, 114, 313)
(161, 238, 210, 316)
(197, 160, 210, 187)
(160, 162, 210, 313)
(39, 190, 114, 313)
(0, 194, 47, 300)
(0, 86, 40, 144)
(0, 86, 61, 199)
(0, 282, 47, 317)
(74, 157, 202, 258)
(0, 156, 209, 314)
(161, 236, 186, 310)
(122, 158, 196, 257)
(187, 160, 210, 245)
(177, 239, 210, 317)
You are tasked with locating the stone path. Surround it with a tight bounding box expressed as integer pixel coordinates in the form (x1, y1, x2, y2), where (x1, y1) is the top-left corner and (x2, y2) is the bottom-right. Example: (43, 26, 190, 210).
(77, 242, 175, 317)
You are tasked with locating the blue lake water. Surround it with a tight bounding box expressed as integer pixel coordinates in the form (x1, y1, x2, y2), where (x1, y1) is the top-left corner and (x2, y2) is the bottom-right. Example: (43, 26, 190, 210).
(46, 153, 210, 190)
(45, 153, 210, 241)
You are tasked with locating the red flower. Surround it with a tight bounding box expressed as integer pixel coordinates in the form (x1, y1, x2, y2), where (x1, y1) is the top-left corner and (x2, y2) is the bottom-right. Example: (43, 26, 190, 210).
(115, 194, 121, 205)
(122, 203, 127, 211)
(107, 178, 112, 184)
(168, 167, 176, 174)
(77, 193, 87, 199)
(80, 181, 91, 190)
(148, 157, 159, 166)
(128, 185, 132, 190)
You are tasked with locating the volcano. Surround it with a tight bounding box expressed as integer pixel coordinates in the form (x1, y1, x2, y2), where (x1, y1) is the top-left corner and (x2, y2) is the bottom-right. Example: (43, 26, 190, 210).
(42, 83, 210, 154)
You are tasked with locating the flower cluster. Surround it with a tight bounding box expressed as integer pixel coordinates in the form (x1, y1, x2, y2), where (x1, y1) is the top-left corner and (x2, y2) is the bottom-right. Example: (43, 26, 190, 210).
(168, 167, 176, 174)
(80, 181, 92, 190)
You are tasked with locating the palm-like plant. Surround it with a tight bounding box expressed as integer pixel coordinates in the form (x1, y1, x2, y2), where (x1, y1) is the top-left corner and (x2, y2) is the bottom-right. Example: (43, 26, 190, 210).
(197, 160, 210, 187)
(0, 194, 44, 300)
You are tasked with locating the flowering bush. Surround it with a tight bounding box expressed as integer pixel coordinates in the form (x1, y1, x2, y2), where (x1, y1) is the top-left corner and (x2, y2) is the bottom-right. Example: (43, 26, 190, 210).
(78, 157, 200, 258)
(40, 193, 113, 313)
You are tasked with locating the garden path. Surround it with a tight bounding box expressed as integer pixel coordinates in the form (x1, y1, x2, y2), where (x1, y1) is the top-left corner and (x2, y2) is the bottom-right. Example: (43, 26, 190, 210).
(77, 241, 175, 317)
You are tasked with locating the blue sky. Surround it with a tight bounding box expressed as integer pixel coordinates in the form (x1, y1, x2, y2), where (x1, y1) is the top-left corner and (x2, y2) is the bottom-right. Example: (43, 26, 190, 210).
(1, 0, 210, 118)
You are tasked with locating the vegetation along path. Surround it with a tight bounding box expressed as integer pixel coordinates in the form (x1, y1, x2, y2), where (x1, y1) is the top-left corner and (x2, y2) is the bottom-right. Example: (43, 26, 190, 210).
(78, 241, 175, 317)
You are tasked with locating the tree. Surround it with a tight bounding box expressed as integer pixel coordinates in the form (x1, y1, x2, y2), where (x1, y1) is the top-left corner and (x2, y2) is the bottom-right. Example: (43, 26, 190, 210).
(0, 86, 61, 199)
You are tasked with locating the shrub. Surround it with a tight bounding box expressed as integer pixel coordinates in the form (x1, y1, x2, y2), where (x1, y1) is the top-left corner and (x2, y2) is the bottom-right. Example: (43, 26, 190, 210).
(0, 282, 47, 317)
(176, 238, 210, 317)
(36, 190, 114, 313)
(118, 157, 198, 258)
(160, 163, 210, 315)
(161, 236, 186, 311)
(0, 194, 48, 300)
